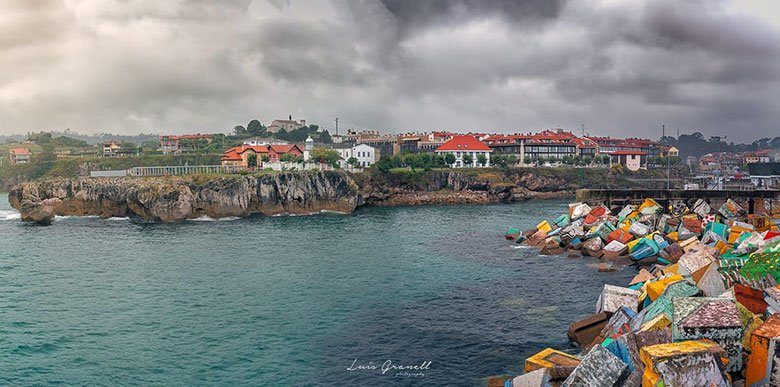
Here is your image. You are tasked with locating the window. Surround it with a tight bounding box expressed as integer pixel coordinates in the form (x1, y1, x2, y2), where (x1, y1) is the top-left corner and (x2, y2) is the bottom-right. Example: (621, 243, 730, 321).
(456, 152, 461, 157)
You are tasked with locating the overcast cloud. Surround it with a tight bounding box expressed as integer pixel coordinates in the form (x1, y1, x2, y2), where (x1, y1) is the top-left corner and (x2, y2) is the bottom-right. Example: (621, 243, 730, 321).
(1, 0, 779, 140)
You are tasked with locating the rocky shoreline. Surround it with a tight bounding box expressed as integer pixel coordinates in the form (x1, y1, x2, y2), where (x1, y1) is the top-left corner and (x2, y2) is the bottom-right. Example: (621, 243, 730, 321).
(5, 169, 615, 223)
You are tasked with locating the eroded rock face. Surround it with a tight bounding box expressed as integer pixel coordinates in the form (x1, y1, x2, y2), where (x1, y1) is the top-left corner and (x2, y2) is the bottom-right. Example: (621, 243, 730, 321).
(8, 171, 363, 222)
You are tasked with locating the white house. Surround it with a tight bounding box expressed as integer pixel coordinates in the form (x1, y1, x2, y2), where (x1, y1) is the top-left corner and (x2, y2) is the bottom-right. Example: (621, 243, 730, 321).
(435, 135, 492, 168)
(333, 143, 377, 167)
(242, 137, 288, 146)
(610, 150, 646, 171)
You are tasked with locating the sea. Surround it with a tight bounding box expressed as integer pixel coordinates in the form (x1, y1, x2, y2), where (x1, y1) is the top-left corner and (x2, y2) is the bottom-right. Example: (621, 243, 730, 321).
(0, 192, 636, 386)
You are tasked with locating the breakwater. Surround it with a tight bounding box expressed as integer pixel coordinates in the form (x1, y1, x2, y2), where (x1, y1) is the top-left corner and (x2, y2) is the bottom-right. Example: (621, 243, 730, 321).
(497, 196, 780, 386)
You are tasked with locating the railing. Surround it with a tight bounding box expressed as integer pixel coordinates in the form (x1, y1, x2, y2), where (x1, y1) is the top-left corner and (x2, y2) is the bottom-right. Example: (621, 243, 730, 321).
(90, 163, 362, 177)
(130, 165, 244, 176)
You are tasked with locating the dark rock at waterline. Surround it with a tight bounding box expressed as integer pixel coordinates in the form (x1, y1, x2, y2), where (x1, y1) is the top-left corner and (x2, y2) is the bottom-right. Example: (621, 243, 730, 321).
(9, 171, 363, 223)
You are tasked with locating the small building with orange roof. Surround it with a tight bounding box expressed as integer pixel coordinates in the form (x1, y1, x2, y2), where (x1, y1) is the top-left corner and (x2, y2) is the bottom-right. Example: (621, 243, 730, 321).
(9, 148, 32, 164)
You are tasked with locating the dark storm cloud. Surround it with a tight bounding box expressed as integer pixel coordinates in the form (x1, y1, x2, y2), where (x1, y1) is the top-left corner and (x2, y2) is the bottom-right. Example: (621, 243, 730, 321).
(0, 0, 779, 140)
(379, 0, 567, 30)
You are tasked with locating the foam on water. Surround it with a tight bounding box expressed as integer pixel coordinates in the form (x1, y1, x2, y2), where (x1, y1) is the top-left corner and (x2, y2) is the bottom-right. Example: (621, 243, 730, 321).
(187, 215, 241, 222)
(0, 210, 20, 221)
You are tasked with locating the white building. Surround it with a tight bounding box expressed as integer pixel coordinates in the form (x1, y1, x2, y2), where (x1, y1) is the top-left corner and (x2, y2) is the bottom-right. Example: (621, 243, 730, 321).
(303, 136, 314, 161)
(434, 135, 492, 168)
(242, 137, 288, 146)
(610, 151, 646, 171)
(333, 143, 376, 167)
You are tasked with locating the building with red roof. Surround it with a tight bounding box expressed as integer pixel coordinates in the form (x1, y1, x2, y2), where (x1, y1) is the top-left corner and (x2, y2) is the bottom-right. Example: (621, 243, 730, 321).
(482, 128, 598, 163)
(221, 144, 303, 167)
(434, 135, 492, 168)
(159, 134, 214, 155)
(9, 148, 32, 164)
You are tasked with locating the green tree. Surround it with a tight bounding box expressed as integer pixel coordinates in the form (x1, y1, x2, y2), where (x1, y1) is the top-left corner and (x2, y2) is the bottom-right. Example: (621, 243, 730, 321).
(246, 120, 266, 136)
(374, 156, 393, 172)
(462, 153, 474, 166)
(444, 153, 456, 166)
(310, 147, 341, 167)
(524, 156, 532, 165)
(347, 157, 360, 168)
(233, 125, 247, 136)
(247, 152, 258, 168)
(476, 153, 487, 166)
(491, 154, 503, 166)
(280, 153, 302, 162)
(319, 130, 333, 144)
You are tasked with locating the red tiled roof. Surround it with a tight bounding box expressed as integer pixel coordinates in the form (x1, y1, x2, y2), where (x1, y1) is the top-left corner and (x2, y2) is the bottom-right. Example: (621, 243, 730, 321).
(269, 144, 302, 154)
(9, 148, 31, 155)
(221, 149, 242, 161)
(435, 135, 492, 152)
(611, 150, 647, 155)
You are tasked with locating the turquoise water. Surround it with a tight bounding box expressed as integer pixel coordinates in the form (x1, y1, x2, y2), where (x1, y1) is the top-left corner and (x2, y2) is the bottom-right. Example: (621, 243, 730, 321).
(0, 193, 635, 386)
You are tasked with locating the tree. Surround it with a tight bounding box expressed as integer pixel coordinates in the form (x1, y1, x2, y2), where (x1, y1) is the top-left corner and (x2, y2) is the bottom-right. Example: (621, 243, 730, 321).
(233, 125, 247, 136)
(524, 156, 532, 165)
(374, 156, 393, 172)
(347, 157, 360, 168)
(444, 153, 456, 166)
(319, 130, 333, 144)
(310, 147, 341, 167)
(477, 153, 487, 166)
(246, 120, 265, 136)
(247, 152, 258, 168)
(27, 132, 53, 144)
(462, 153, 474, 166)
(280, 153, 302, 162)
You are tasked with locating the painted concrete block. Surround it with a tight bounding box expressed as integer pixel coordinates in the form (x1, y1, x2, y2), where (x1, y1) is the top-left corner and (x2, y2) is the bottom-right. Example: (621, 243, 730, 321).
(511, 368, 551, 387)
(524, 348, 580, 381)
(640, 340, 730, 387)
(596, 284, 639, 314)
(746, 314, 780, 387)
(561, 345, 630, 387)
(674, 298, 743, 372)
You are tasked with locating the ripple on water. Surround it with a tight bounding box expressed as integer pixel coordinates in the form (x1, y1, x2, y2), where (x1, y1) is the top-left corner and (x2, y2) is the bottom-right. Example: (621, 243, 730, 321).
(0, 197, 638, 386)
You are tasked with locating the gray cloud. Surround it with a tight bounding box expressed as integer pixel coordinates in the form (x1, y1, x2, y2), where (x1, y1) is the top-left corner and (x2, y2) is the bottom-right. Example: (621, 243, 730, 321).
(0, 0, 779, 140)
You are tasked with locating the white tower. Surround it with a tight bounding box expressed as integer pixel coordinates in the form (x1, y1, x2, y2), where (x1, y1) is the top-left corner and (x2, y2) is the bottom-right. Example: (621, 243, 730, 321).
(304, 136, 314, 161)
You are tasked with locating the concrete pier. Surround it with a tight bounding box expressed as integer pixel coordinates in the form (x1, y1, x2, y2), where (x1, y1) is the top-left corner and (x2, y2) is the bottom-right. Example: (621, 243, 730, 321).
(576, 189, 780, 213)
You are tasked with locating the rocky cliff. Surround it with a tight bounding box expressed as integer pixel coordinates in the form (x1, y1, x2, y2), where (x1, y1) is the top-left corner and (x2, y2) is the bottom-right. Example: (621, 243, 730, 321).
(9, 168, 641, 223)
(9, 171, 362, 223)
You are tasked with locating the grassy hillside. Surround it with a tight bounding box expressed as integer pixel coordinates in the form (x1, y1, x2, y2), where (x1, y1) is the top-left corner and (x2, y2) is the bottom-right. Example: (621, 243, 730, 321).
(0, 154, 221, 190)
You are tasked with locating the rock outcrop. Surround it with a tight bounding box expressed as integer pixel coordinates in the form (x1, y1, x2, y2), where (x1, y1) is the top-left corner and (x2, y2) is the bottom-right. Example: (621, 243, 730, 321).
(9, 171, 362, 223)
(8, 168, 599, 223)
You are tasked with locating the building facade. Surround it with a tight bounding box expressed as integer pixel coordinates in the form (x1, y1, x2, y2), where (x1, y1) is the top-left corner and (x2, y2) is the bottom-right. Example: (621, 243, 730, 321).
(9, 148, 31, 164)
(610, 151, 646, 171)
(435, 135, 492, 168)
(333, 143, 377, 167)
(160, 134, 213, 155)
(241, 137, 288, 146)
(221, 144, 304, 167)
(484, 129, 598, 162)
(267, 117, 306, 133)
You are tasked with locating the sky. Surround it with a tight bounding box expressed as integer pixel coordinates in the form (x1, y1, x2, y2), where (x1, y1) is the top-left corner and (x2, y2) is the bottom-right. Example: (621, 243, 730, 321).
(1, 0, 780, 141)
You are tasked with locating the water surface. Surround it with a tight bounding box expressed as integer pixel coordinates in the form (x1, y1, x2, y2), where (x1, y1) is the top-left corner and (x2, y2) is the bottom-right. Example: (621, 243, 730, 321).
(0, 193, 635, 386)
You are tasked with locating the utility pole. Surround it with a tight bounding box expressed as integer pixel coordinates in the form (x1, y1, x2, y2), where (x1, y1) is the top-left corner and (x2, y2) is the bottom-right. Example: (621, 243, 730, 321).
(664, 124, 670, 189)
(335, 118, 339, 136)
